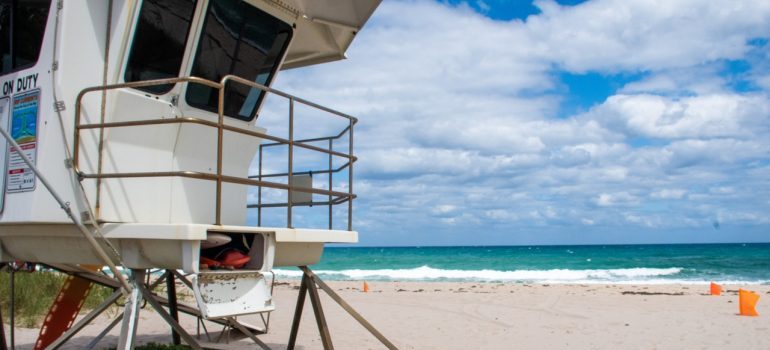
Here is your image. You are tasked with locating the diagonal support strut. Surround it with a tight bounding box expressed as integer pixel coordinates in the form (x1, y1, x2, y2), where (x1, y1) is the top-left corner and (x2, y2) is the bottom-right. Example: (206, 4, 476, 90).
(287, 266, 398, 350)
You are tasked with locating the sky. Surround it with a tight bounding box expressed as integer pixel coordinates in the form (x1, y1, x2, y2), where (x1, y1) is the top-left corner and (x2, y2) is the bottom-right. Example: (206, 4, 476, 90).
(256, 0, 770, 246)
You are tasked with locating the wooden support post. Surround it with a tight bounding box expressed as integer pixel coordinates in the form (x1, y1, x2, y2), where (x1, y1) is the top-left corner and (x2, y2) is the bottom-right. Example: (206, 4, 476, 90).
(165, 270, 181, 345)
(300, 266, 398, 350)
(306, 274, 334, 350)
(287, 271, 309, 349)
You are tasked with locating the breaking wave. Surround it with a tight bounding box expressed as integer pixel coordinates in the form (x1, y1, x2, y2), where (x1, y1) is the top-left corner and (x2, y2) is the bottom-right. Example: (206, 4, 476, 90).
(271, 266, 722, 284)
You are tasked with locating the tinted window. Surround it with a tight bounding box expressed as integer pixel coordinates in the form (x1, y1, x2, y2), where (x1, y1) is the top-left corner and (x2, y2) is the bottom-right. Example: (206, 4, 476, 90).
(0, 0, 51, 75)
(0, 2, 9, 72)
(186, 0, 292, 121)
(124, 0, 196, 94)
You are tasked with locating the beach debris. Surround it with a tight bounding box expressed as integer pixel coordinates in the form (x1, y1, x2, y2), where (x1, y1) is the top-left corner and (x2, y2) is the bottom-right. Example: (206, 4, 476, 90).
(621, 291, 684, 296)
(363, 281, 370, 293)
(738, 289, 760, 316)
(710, 282, 722, 296)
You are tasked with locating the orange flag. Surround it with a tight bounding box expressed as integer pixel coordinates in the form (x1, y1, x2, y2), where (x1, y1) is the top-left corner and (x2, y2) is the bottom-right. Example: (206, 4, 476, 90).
(738, 289, 760, 316)
(710, 282, 722, 296)
(363, 281, 370, 293)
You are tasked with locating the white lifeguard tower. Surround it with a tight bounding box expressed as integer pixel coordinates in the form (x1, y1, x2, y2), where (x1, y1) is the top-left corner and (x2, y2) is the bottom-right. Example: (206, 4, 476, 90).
(0, 1, 395, 349)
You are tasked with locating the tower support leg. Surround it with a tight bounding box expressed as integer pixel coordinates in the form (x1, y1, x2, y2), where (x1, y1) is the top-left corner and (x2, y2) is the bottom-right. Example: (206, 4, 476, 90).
(116, 270, 143, 350)
(288, 266, 398, 350)
(0, 267, 6, 350)
(116, 269, 203, 350)
(287, 272, 308, 349)
(305, 274, 333, 349)
(165, 270, 181, 345)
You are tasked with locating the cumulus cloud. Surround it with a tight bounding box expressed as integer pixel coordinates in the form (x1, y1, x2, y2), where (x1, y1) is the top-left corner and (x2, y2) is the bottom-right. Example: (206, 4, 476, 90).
(263, 0, 770, 244)
(587, 93, 770, 139)
(527, 0, 770, 73)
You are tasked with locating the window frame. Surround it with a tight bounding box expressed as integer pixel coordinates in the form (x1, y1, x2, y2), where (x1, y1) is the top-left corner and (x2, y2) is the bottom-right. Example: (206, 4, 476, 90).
(182, 0, 294, 122)
(122, 0, 200, 95)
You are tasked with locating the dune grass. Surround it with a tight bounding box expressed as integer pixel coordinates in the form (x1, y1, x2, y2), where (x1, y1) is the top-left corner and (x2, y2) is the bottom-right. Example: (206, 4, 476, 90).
(0, 269, 197, 349)
(0, 269, 115, 327)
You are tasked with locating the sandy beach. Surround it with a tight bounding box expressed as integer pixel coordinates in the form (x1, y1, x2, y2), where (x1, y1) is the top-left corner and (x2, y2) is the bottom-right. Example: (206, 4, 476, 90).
(6, 281, 770, 349)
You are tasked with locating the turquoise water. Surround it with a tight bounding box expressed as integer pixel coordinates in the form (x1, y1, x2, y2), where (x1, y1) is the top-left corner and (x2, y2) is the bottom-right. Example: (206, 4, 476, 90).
(274, 243, 770, 284)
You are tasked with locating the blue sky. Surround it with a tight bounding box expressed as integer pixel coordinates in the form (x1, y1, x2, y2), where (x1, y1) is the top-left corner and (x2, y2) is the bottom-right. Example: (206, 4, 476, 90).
(259, 0, 770, 246)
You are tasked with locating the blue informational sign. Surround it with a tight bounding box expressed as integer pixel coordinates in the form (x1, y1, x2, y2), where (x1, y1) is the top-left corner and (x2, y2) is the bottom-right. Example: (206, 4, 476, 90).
(7, 90, 39, 193)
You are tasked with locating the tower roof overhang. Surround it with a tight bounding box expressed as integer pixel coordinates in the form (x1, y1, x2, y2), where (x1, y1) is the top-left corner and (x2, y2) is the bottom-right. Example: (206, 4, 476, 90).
(273, 0, 382, 70)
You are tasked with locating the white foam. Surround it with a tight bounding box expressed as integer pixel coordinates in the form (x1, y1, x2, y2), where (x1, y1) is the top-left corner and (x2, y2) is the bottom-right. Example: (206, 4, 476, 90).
(271, 266, 736, 284)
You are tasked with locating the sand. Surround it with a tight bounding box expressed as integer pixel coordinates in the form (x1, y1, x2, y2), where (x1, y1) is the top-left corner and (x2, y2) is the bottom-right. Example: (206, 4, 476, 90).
(6, 282, 770, 349)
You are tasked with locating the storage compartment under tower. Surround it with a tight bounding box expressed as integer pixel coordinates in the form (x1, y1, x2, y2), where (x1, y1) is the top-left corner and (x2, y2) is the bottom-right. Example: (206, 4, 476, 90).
(193, 231, 276, 319)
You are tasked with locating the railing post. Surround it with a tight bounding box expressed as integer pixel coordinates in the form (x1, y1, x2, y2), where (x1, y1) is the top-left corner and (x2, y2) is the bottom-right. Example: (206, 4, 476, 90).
(348, 119, 354, 231)
(216, 82, 225, 225)
(73, 96, 82, 174)
(258, 145, 264, 226)
(287, 97, 294, 228)
(328, 139, 333, 230)
(95, 0, 113, 220)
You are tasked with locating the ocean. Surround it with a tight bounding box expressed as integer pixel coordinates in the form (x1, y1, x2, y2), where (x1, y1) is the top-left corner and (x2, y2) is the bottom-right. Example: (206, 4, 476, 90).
(274, 243, 770, 284)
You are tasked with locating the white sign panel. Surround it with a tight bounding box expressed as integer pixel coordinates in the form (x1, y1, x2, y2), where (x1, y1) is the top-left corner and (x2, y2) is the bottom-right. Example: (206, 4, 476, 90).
(7, 90, 39, 193)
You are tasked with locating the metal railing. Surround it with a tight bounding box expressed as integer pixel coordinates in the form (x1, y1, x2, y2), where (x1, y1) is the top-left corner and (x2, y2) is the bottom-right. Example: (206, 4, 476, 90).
(250, 122, 354, 230)
(73, 75, 356, 230)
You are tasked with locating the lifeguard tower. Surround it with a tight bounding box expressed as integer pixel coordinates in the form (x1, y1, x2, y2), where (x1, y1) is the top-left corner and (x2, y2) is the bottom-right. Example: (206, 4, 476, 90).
(0, 0, 394, 349)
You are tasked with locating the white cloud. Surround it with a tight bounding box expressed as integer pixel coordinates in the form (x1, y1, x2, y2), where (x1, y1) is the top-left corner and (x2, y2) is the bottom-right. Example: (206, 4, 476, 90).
(709, 187, 735, 195)
(595, 192, 640, 207)
(664, 138, 769, 168)
(527, 0, 770, 73)
(432, 204, 458, 215)
(587, 93, 770, 139)
(620, 66, 736, 96)
(264, 0, 770, 243)
(651, 189, 687, 200)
